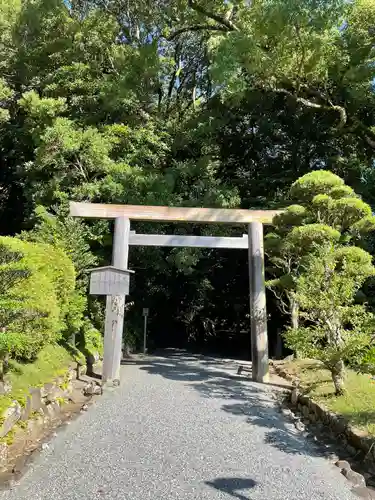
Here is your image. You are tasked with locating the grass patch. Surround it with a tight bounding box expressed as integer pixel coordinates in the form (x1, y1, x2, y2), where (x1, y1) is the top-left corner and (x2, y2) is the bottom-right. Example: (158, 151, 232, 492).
(0, 344, 73, 415)
(283, 359, 375, 436)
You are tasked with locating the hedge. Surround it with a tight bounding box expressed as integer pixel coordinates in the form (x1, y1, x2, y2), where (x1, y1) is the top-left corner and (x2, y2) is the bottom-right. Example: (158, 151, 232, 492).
(0, 236, 77, 361)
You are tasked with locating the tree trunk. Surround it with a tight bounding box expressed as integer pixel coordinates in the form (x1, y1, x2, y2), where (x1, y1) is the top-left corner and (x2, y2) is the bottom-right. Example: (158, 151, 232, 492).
(291, 299, 299, 329)
(290, 298, 301, 359)
(331, 360, 345, 395)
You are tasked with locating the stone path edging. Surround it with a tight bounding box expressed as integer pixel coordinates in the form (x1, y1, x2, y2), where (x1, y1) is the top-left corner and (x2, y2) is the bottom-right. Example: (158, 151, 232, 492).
(0, 362, 103, 480)
(272, 361, 375, 462)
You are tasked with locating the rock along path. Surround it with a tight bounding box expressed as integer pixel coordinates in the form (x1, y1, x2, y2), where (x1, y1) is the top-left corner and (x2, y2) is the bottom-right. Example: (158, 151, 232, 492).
(2, 352, 358, 500)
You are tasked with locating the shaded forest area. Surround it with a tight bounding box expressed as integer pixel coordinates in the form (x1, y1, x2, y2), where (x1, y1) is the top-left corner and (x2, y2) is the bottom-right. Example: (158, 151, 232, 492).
(1, 0, 375, 359)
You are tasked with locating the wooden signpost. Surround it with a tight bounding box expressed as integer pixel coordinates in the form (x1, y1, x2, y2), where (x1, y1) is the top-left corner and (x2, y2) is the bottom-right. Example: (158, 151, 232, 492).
(88, 266, 133, 296)
(71, 202, 280, 385)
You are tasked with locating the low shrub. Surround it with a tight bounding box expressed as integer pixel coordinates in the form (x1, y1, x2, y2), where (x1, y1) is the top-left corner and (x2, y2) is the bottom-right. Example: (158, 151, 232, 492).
(0, 236, 76, 363)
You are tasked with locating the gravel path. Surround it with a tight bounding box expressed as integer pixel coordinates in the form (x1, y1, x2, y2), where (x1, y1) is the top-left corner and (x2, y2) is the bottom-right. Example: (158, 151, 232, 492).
(2, 352, 358, 500)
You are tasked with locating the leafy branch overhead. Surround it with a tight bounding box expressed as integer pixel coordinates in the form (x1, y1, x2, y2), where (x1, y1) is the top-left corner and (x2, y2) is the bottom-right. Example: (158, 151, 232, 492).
(168, 0, 240, 40)
(168, 0, 375, 147)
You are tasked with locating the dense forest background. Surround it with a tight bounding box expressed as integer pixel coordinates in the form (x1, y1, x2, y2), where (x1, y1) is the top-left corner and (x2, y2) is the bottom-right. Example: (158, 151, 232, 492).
(0, 0, 374, 359)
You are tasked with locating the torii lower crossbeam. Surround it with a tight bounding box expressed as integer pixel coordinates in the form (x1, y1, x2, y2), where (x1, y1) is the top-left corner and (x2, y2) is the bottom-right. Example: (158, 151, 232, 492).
(129, 232, 249, 249)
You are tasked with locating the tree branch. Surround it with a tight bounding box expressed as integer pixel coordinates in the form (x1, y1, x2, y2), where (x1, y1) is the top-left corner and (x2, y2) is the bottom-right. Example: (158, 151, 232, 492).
(188, 0, 239, 31)
(352, 118, 375, 149)
(167, 24, 231, 40)
(268, 286, 289, 315)
(294, 24, 305, 89)
(274, 88, 347, 129)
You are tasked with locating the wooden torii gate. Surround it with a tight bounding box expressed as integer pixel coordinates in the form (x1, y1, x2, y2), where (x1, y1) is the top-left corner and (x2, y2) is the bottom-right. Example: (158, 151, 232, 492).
(70, 202, 281, 386)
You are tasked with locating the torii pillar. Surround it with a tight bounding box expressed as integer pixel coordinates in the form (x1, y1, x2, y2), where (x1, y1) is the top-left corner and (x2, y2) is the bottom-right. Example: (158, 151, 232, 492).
(248, 222, 269, 382)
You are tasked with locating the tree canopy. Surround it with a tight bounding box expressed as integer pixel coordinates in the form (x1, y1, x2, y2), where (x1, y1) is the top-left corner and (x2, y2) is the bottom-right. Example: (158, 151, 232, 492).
(0, 0, 374, 355)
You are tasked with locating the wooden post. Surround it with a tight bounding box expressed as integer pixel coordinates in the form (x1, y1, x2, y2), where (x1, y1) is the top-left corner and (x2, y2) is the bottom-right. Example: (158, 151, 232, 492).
(102, 217, 130, 385)
(248, 222, 269, 382)
(143, 314, 147, 354)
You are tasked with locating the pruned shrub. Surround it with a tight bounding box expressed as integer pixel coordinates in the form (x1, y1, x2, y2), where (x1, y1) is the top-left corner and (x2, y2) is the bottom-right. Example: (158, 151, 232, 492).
(0, 236, 76, 362)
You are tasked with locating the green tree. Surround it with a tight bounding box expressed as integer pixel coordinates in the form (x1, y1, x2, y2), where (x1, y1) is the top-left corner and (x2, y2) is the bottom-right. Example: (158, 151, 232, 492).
(284, 245, 375, 394)
(0, 0, 374, 356)
(265, 171, 375, 335)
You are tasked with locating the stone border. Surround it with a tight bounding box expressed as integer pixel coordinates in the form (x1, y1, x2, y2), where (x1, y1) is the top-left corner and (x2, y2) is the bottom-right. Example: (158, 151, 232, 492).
(0, 363, 103, 475)
(271, 361, 375, 465)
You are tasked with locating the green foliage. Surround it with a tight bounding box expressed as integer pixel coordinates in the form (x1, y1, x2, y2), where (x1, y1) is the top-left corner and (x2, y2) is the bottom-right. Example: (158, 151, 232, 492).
(272, 205, 307, 234)
(267, 170, 375, 363)
(283, 223, 341, 255)
(123, 326, 142, 353)
(0, 236, 77, 360)
(0, 344, 73, 415)
(0, 79, 14, 124)
(0, 0, 373, 358)
(20, 206, 102, 361)
(290, 170, 345, 202)
(284, 245, 375, 392)
(78, 320, 103, 362)
(64, 291, 86, 339)
(21, 205, 97, 287)
(83, 321, 103, 356)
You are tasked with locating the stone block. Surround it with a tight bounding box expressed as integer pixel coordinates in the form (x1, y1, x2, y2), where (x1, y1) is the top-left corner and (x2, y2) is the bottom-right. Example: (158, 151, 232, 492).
(335, 460, 351, 471)
(0, 380, 11, 395)
(309, 412, 316, 423)
(29, 387, 42, 412)
(346, 426, 371, 453)
(0, 402, 21, 437)
(290, 387, 299, 406)
(0, 443, 8, 470)
(44, 402, 61, 420)
(87, 352, 100, 365)
(83, 382, 102, 396)
(44, 404, 55, 419)
(27, 416, 44, 437)
(308, 399, 319, 413)
(331, 415, 347, 434)
(78, 365, 87, 378)
(299, 395, 309, 406)
(51, 401, 61, 414)
(42, 382, 54, 398)
(342, 468, 366, 488)
(20, 396, 32, 422)
(324, 411, 334, 425)
(39, 402, 50, 420)
(302, 405, 310, 418)
(44, 384, 65, 404)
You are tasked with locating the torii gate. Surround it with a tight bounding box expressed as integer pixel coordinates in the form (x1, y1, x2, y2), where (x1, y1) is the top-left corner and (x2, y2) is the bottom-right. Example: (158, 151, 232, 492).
(70, 202, 281, 386)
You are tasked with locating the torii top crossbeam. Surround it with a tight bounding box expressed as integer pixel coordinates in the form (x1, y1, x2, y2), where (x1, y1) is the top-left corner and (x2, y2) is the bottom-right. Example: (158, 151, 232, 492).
(70, 202, 280, 224)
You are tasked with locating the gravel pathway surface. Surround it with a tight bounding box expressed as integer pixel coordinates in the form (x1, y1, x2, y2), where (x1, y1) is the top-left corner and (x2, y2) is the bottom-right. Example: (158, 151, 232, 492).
(1, 352, 358, 500)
